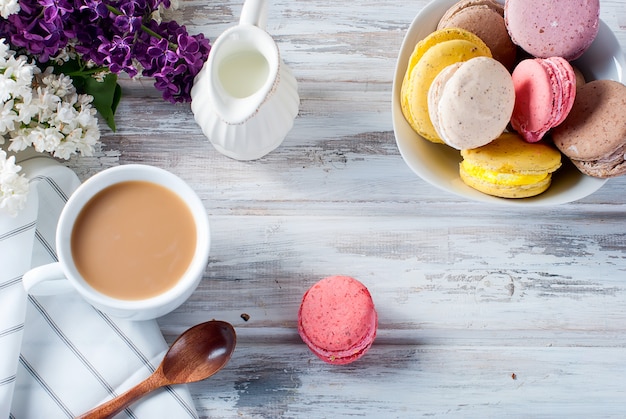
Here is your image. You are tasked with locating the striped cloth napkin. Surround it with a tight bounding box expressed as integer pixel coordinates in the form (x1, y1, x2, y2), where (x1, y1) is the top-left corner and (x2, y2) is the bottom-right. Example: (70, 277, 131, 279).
(0, 155, 197, 418)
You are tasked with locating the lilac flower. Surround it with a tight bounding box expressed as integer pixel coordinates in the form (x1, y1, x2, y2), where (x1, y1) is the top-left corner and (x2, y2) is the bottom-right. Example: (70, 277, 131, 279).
(0, 0, 211, 103)
(136, 19, 210, 102)
(100, 34, 137, 76)
(0, 149, 29, 216)
(0, 0, 76, 61)
(0, 41, 100, 215)
(41, 0, 73, 23)
(0, 0, 20, 20)
(77, 0, 110, 21)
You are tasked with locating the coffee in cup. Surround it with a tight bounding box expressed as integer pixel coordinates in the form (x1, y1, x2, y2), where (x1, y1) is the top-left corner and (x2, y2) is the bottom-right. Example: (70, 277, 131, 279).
(22, 164, 210, 320)
(72, 180, 197, 300)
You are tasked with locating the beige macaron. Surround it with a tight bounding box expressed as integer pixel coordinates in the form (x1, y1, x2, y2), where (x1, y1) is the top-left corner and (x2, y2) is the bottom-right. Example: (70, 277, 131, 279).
(428, 57, 515, 150)
(437, 0, 517, 70)
(552, 80, 626, 178)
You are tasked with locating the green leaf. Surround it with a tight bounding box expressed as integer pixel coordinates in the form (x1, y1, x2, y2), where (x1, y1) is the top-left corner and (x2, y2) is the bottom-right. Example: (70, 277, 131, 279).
(49, 58, 122, 132)
(52, 59, 83, 76)
(82, 73, 122, 132)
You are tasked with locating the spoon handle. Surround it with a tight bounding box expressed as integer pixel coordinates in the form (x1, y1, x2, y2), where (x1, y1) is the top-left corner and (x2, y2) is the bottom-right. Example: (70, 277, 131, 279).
(75, 371, 166, 419)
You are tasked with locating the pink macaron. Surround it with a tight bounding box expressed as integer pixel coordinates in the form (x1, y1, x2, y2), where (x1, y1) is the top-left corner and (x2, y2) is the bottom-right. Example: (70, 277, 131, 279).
(510, 57, 576, 143)
(504, 0, 600, 61)
(298, 275, 377, 365)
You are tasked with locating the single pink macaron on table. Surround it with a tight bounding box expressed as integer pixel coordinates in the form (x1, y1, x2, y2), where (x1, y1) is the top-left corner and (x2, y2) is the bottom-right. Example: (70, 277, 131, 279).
(298, 275, 378, 365)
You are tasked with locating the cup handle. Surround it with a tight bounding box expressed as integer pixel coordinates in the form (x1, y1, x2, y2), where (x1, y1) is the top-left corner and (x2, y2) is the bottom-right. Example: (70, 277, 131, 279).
(22, 262, 74, 296)
(239, 0, 268, 29)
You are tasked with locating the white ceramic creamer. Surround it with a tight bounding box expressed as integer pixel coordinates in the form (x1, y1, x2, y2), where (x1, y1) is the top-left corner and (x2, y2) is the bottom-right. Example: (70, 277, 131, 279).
(191, 0, 300, 160)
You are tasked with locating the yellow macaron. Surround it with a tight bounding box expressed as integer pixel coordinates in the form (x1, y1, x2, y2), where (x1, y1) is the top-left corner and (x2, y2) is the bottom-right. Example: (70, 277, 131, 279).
(459, 133, 562, 198)
(400, 28, 492, 143)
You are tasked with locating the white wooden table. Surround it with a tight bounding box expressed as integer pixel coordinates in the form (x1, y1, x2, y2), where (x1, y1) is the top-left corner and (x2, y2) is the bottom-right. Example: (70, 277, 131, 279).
(68, 0, 626, 417)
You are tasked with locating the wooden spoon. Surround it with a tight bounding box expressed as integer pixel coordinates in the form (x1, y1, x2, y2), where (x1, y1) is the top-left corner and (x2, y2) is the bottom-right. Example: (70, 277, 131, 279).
(76, 320, 236, 419)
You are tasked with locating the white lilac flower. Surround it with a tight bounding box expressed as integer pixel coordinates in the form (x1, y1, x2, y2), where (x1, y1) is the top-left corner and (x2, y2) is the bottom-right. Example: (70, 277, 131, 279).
(0, 56, 34, 100)
(15, 94, 38, 123)
(0, 0, 20, 20)
(0, 99, 17, 135)
(6, 129, 30, 152)
(0, 150, 29, 217)
(31, 126, 64, 154)
(0, 44, 100, 215)
(42, 70, 74, 98)
(52, 139, 77, 160)
(92, 70, 108, 82)
(33, 87, 61, 115)
(55, 101, 77, 125)
(9, 55, 35, 94)
(0, 73, 17, 103)
(0, 38, 10, 61)
(50, 47, 74, 65)
(76, 104, 97, 127)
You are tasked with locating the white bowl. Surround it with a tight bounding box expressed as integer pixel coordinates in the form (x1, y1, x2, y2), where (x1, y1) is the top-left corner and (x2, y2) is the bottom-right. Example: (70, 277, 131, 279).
(392, 0, 626, 205)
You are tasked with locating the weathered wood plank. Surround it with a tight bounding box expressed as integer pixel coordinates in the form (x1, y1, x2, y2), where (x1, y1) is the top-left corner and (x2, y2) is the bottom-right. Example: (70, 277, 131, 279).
(185, 343, 626, 418)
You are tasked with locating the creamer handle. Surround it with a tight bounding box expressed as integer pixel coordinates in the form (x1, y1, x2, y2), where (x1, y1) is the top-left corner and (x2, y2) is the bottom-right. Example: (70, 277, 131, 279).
(239, 0, 268, 29)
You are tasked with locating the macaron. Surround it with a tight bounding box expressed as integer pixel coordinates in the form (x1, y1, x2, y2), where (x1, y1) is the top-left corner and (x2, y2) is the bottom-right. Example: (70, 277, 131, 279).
(459, 132, 562, 198)
(573, 66, 586, 92)
(504, 0, 600, 61)
(428, 57, 515, 150)
(400, 27, 492, 143)
(510, 57, 576, 143)
(437, 0, 517, 70)
(298, 275, 377, 365)
(552, 80, 626, 178)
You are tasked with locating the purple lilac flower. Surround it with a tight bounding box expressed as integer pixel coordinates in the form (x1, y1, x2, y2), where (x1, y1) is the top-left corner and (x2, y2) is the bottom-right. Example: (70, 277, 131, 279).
(100, 34, 137, 76)
(0, 0, 76, 61)
(1, 0, 211, 103)
(77, 0, 110, 20)
(135, 19, 210, 102)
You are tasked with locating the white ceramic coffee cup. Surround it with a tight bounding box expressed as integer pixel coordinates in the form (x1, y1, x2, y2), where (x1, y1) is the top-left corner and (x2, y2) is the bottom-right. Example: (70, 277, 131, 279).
(22, 164, 210, 320)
